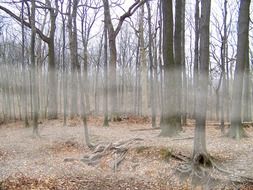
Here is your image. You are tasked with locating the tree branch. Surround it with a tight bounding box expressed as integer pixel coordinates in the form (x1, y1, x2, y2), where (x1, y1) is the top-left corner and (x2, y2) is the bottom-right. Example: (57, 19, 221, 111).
(0, 5, 50, 43)
(114, 0, 146, 36)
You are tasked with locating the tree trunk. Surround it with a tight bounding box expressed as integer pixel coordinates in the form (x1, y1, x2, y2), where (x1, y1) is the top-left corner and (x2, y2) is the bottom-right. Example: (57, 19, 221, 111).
(60, 1, 67, 126)
(68, 0, 79, 119)
(31, 0, 39, 136)
(174, 0, 183, 130)
(228, 0, 251, 139)
(103, 20, 109, 127)
(139, 5, 148, 116)
(21, 0, 29, 127)
(181, 0, 187, 125)
(193, 0, 211, 164)
(193, 0, 200, 119)
(146, 1, 156, 128)
(243, 41, 251, 122)
(95, 36, 103, 114)
(220, 0, 228, 133)
(160, 0, 181, 137)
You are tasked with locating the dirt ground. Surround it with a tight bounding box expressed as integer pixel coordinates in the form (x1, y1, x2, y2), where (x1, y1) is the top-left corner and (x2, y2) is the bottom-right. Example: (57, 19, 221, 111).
(0, 116, 253, 189)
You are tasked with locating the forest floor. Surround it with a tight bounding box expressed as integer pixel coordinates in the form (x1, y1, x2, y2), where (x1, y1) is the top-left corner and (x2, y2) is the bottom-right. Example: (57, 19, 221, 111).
(0, 116, 253, 189)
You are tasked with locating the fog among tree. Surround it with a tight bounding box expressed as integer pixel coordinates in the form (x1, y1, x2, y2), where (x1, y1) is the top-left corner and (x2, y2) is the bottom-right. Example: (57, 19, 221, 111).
(0, 0, 253, 189)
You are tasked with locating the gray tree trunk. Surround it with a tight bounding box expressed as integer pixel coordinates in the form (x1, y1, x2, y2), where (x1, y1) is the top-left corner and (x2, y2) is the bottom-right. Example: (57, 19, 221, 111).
(228, 0, 251, 139)
(103, 18, 109, 127)
(220, 0, 228, 133)
(243, 41, 252, 122)
(160, 0, 181, 137)
(174, 0, 183, 130)
(46, 0, 58, 119)
(21, 0, 29, 127)
(193, 0, 200, 119)
(146, 1, 156, 128)
(68, 0, 79, 118)
(193, 0, 211, 162)
(31, 0, 39, 136)
(181, 0, 187, 125)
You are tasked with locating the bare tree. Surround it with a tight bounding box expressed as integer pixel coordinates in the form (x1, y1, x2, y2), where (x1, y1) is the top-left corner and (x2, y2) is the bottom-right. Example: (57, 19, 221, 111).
(193, 0, 211, 165)
(174, 0, 183, 130)
(21, 0, 29, 127)
(68, 0, 80, 118)
(160, 0, 181, 137)
(102, 0, 145, 121)
(30, 0, 39, 136)
(103, 11, 109, 127)
(228, 0, 251, 139)
(193, 0, 200, 118)
(0, 1, 59, 119)
(146, 1, 156, 128)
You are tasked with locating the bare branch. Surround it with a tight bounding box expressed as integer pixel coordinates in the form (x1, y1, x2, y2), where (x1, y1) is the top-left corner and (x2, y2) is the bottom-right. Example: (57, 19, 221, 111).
(0, 5, 49, 43)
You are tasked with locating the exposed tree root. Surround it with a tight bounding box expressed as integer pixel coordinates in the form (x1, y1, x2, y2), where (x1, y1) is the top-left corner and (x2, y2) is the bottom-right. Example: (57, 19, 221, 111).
(111, 150, 128, 172)
(175, 153, 253, 188)
(170, 152, 190, 162)
(130, 128, 161, 132)
(80, 138, 143, 170)
(172, 136, 194, 141)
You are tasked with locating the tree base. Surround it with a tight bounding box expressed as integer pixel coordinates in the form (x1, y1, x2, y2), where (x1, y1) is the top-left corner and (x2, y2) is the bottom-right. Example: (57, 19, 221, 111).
(111, 115, 122, 122)
(103, 116, 109, 127)
(227, 126, 248, 140)
(159, 116, 182, 137)
(159, 128, 179, 137)
(193, 153, 212, 168)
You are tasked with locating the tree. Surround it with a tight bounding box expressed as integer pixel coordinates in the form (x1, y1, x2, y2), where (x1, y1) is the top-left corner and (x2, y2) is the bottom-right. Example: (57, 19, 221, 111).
(45, 0, 59, 119)
(192, 0, 211, 166)
(181, 0, 187, 125)
(174, 0, 183, 130)
(220, 0, 228, 133)
(160, 0, 181, 137)
(193, 0, 200, 118)
(102, 0, 145, 121)
(21, 0, 29, 127)
(146, 1, 156, 128)
(59, 0, 68, 126)
(68, 0, 80, 118)
(103, 11, 109, 127)
(30, 0, 39, 136)
(0, 1, 59, 119)
(79, 0, 100, 115)
(139, 4, 148, 116)
(243, 39, 251, 122)
(228, 0, 251, 139)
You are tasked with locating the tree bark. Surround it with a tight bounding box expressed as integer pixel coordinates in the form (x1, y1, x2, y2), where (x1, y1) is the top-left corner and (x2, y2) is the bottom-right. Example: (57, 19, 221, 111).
(181, 0, 187, 125)
(139, 5, 148, 116)
(31, 0, 39, 136)
(193, 0, 200, 119)
(21, 1, 29, 127)
(228, 0, 251, 139)
(174, 0, 183, 130)
(68, 0, 79, 118)
(243, 41, 251, 122)
(220, 0, 228, 133)
(102, 0, 145, 121)
(193, 0, 211, 163)
(46, 0, 58, 119)
(160, 0, 181, 137)
(146, 1, 156, 128)
(103, 18, 109, 127)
